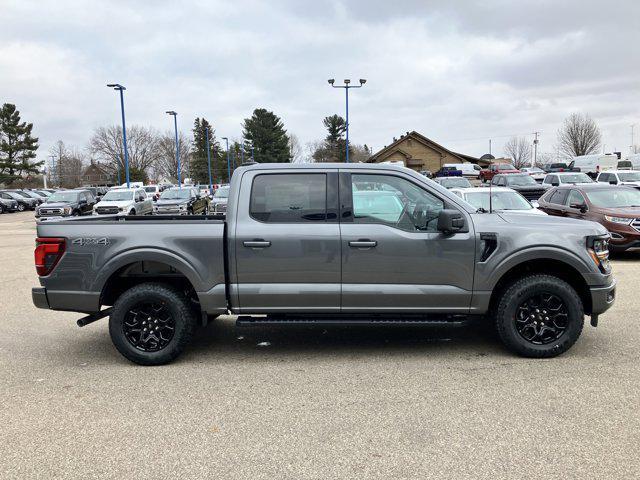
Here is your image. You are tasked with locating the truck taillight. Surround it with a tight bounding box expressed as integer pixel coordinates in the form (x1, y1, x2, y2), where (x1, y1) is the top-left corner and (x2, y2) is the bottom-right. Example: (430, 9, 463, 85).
(35, 237, 66, 276)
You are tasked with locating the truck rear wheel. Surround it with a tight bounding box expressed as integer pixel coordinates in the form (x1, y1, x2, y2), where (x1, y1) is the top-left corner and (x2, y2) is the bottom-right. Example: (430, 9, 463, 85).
(109, 282, 196, 365)
(495, 274, 584, 358)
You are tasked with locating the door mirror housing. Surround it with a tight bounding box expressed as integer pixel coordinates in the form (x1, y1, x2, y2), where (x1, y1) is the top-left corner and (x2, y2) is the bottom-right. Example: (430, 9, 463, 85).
(551, 182, 559, 187)
(570, 202, 588, 213)
(609, 180, 617, 185)
(437, 209, 465, 234)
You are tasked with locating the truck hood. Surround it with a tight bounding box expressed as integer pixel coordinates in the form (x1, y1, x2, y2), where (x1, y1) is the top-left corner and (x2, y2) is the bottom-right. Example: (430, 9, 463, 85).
(596, 207, 640, 217)
(156, 199, 189, 207)
(97, 200, 133, 208)
(495, 211, 608, 234)
(41, 201, 76, 209)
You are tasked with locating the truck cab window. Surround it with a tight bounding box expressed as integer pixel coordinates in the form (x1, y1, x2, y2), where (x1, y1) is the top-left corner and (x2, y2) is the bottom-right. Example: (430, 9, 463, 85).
(250, 173, 327, 222)
(351, 174, 444, 232)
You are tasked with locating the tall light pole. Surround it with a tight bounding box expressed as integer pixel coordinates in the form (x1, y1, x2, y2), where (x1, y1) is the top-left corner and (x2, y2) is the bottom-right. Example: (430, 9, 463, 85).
(205, 125, 213, 193)
(240, 137, 245, 164)
(632, 124, 636, 154)
(222, 137, 231, 182)
(166, 111, 181, 187)
(106, 84, 130, 187)
(532, 131, 540, 167)
(328, 78, 366, 163)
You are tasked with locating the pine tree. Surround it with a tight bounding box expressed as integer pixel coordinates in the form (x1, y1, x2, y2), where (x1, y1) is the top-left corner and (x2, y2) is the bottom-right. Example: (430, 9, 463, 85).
(0, 103, 41, 184)
(312, 114, 350, 163)
(191, 117, 220, 185)
(242, 108, 290, 163)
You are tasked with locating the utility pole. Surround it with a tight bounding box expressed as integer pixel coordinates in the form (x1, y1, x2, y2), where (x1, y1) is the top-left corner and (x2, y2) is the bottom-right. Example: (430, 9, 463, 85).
(532, 131, 540, 167)
(489, 139, 492, 155)
(632, 124, 636, 154)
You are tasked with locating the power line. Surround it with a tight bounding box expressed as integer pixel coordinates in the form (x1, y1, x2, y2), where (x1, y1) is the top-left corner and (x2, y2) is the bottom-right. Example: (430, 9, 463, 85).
(441, 131, 543, 145)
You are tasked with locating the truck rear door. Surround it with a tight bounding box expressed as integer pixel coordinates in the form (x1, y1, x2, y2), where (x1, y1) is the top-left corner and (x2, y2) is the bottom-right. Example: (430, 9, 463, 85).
(231, 169, 341, 313)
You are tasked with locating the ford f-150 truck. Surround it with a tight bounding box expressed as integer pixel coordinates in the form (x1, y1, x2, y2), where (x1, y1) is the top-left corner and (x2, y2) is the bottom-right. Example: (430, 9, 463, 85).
(32, 163, 616, 365)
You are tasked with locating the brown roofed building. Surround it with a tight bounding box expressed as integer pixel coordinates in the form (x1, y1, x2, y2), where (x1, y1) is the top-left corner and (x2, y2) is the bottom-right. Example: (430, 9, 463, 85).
(82, 160, 113, 185)
(368, 131, 489, 172)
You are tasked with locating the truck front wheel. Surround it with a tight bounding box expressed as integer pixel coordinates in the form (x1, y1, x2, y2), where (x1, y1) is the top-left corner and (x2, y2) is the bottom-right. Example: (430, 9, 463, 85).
(109, 282, 196, 365)
(495, 274, 584, 358)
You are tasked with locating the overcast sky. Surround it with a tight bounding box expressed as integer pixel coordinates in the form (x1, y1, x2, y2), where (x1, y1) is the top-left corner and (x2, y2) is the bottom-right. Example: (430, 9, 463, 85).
(2, 0, 638, 162)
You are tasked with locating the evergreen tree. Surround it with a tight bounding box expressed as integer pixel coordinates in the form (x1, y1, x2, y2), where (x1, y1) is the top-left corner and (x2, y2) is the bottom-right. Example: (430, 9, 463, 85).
(0, 103, 41, 184)
(312, 114, 350, 162)
(242, 108, 290, 163)
(191, 117, 221, 185)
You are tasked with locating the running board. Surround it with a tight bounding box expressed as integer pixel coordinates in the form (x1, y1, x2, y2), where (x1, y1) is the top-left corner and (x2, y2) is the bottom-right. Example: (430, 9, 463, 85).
(236, 314, 472, 327)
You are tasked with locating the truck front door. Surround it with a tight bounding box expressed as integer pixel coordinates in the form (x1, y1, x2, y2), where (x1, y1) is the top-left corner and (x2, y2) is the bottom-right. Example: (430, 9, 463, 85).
(340, 171, 476, 313)
(233, 170, 341, 313)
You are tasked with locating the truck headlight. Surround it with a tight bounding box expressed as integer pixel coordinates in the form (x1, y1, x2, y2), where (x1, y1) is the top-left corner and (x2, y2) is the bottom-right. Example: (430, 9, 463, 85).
(118, 207, 125, 212)
(63, 207, 71, 215)
(604, 215, 632, 225)
(587, 235, 610, 273)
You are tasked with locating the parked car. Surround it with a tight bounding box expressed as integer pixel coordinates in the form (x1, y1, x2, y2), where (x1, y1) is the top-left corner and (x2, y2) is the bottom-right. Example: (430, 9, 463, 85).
(36, 189, 96, 218)
(491, 174, 546, 201)
(93, 188, 153, 216)
(542, 163, 570, 173)
(479, 163, 520, 183)
(433, 177, 472, 189)
(32, 163, 615, 365)
(451, 187, 546, 215)
(616, 160, 633, 170)
(520, 167, 546, 182)
(434, 166, 462, 177)
(6, 189, 45, 206)
(154, 187, 209, 215)
(568, 154, 618, 178)
(442, 163, 483, 179)
(538, 184, 640, 251)
(0, 190, 38, 211)
(29, 189, 51, 198)
(143, 185, 163, 201)
(75, 186, 101, 202)
(210, 185, 230, 215)
(542, 172, 594, 188)
(0, 192, 20, 213)
(596, 170, 640, 189)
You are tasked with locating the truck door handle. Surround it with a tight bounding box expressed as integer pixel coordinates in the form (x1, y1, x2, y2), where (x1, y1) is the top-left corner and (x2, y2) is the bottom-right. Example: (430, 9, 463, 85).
(349, 240, 377, 248)
(243, 240, 271, 248)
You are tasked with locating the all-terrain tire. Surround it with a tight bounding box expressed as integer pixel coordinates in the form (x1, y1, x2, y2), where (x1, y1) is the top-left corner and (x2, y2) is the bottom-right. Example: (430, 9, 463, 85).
(495, 274, 584, 358)
(109, 282, 196, 365)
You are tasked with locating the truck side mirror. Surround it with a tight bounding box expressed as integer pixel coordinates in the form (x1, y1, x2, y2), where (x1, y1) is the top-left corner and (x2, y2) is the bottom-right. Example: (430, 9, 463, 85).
(437, 209, 465, 234)
(551, 182, 559, 187)
(609, 180, 617, 185)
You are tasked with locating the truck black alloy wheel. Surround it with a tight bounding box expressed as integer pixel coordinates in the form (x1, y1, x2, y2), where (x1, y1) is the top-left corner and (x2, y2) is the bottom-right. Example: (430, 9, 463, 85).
(109, 283, 196, 365)
(495, 274, 583, 358)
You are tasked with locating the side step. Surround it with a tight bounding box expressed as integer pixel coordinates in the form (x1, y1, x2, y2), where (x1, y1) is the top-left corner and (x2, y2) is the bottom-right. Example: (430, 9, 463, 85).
(236, 313, 472, 327)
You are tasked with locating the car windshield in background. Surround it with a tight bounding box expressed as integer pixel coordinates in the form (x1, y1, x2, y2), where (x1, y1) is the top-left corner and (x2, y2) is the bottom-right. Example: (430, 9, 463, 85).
(465, 191, 532, 211)
(214, 187, 230, 198)
(144, 187, 157, 193)
(619, 172, 640, 182)
(506, 175, 537, 186)
(47, 192, 79, 203)
(560, 173, 593, 184)
(102, 190, 134, 201)
(13, 191, 33, 198)
(498, 164, 517, 170)
(440, 178, 471, 188)
(586, 188, 640, 208)
(20, 191, 42, 199)
(161, 189, 191, 200)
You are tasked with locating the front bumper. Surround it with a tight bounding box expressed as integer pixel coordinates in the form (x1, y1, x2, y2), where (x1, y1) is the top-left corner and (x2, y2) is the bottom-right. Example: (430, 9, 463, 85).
(590, 279, 616, 316)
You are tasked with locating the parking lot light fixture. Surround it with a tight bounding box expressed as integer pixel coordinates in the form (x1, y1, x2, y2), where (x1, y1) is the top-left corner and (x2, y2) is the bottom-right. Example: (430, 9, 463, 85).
(328, 77, 367, 163)
(166, 111, 180, 187)
(106, 83, 130, 187)
(222, 137, 230, 182)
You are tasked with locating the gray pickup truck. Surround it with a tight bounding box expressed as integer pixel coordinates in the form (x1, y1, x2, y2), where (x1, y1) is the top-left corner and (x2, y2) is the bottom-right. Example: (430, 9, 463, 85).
(32, 163, 616, 365)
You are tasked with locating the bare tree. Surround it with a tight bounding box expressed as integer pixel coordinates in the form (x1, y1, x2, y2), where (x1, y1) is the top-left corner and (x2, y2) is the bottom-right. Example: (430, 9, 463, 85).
(350, 144, 372, 163)
(49, 140, 85, 188)
(288, 134, 304, 163)
(503, 137, 532, 169)
(155, 132, 192, 183)
(88, 125, 161, 181)
(556, 113, 602, 158)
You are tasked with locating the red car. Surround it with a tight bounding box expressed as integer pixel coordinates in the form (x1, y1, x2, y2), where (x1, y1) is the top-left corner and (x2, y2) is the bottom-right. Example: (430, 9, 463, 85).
(480, 163, 520, 183)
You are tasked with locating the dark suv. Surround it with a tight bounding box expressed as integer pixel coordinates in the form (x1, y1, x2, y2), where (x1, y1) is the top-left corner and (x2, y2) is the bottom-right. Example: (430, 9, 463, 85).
(491, 173, 546, 201)
(36, 189, 96, 218)
(0, 190, 39, 211)
(0, 192, 20, 213)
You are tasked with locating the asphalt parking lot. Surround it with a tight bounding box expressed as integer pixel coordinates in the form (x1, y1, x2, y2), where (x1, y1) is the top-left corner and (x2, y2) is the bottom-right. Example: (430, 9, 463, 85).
(1, 211, 639, 479)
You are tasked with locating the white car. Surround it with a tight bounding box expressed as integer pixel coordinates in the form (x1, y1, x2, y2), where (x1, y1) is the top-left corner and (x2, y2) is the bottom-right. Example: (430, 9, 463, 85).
(596, 170, 640, 188)
(450, 187, 547, 215)
(93, 188, 153, 216)
(520, 167, 546, 182)
(542, 172, 594, 188)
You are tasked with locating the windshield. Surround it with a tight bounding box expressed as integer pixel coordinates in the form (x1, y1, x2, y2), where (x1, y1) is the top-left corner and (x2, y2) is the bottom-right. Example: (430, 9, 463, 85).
(440, 178, 471, 188)
(13, 191, 32, 198)
(506, 175, 537, 186)
(498, 164, 517, 170)
(586, 188, 640, 208)
(465, 191, 532, 211)
(160, 189, 191, 200)
(102, 190, 134, 201)
(47, 191, 79, 203)
(560, 173, 593, 184)
(213, 187, 230, 198)
(20, 191, 41, 199)
(618, 172, 640, 182)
